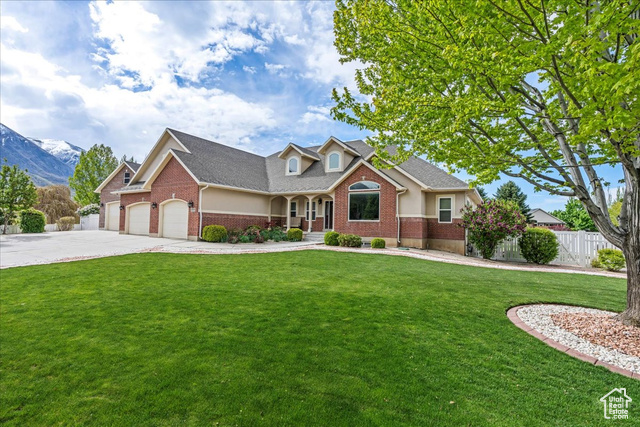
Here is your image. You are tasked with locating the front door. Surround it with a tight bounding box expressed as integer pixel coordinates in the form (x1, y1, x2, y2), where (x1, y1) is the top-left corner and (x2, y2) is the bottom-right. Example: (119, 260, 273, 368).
(324, 201, 333, 230)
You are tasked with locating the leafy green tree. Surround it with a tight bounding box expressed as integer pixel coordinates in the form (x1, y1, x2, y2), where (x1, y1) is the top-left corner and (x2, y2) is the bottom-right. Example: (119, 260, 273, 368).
(494, 181, 531, 221)
(332, 1, 640, 325)
(551, 199, 597, 231)
(0, 163, 38, 234)
(69, 144, 118, 206)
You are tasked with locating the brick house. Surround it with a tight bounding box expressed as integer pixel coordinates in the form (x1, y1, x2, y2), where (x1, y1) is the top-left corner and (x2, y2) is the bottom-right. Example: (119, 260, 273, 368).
(95, 128, 481, 254)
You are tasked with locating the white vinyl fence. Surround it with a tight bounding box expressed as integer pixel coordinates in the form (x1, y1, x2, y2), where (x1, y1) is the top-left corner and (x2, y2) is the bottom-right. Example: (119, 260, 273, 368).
(3, 214, 100, 234)
(470, 230, 619, 268)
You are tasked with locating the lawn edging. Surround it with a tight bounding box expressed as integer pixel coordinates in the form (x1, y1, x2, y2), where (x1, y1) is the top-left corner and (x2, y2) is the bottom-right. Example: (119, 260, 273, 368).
(507, 305, 639, 380)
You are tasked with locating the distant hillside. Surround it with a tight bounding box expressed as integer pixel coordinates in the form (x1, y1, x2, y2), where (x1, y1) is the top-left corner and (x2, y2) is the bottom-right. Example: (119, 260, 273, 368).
(0, 123, 84, 186)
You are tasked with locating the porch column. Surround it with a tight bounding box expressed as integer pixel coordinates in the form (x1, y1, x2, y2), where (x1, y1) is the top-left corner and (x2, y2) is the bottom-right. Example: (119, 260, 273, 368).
(268, 196, 277, 224)
(285, 196, 293, 230)
(306, 195, 315, 233)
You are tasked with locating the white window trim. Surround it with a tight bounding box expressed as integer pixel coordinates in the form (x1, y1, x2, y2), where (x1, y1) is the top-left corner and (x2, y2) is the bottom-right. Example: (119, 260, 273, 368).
(290, 201, 297, 217)
(348, 191, 380, 222)
(326, 150, 342, 172)
(286, 155, 301, 176)
(437, 195, 454, 223)
(305, 201, 317, 221)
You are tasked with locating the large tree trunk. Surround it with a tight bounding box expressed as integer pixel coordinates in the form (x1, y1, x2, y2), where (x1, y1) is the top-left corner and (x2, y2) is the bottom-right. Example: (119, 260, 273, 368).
(617, 184, 640, 327)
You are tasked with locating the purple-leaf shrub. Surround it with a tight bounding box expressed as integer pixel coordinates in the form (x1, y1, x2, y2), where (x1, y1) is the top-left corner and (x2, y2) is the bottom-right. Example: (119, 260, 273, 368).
(460, 199, 527, 259)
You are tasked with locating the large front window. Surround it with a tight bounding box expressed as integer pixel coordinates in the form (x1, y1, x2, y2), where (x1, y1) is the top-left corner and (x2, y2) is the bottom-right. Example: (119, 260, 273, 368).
(349, 192, 380, 221)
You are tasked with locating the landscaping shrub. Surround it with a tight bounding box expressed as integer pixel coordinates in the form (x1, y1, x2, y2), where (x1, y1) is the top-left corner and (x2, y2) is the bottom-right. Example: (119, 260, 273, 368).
(239, 234, 251, 243)
(460, 199, 527, 259)
(338, 233, 362, 247)
(287, 228, 303, 242)
(260, 229, 270, 242)
(593, 248, 626, 271)
(371, 238, 386, 249)
(270, 227, 287, 242)
(518, 228, 559, 265)
(19, 208, 45, 233)
(255, 232, 264, 243)
(56, 216, 76, 231)
(202, 225, 227, 242)
(324, 231, 339, 246)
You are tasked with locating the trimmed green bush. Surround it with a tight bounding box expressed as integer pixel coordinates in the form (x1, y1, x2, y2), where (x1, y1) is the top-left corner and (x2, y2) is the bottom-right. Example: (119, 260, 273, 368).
(338, 233, 362, 247)
(56, 216, 76, 231)
(324, 231, 339, 246)
(287, 228, 303, 242)
(239, 234, 251, 243)
(518, 227, 559, 265)
(19, 209, 45, 233)
(260, 229, 270, 242)
(371, 238, 386, 249)
(202, 225, 227, 242)
(594, 248, 626, 271)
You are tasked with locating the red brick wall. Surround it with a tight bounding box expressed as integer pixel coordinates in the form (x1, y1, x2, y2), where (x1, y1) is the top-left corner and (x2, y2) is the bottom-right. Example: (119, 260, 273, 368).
(149, 157, 200, 237)
(400, 217, 429, 239)
(99, 165, 135, 228)
(334, 164, 398, 238)
(299, 216, 324, 232)
(119, 193, 148, 232)
(202, 213, 268, 231)
(426, 218, 465, 240)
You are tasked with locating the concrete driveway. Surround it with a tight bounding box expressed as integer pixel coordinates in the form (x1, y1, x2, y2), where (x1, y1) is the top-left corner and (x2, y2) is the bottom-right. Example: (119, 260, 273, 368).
(0, 230, 320, 268)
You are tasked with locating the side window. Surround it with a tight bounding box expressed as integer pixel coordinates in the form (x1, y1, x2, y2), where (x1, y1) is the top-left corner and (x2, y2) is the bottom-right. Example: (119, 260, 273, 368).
(124, 171, 131, 184)
(290, 201, 297, 217)
(438, 197, 452, 223)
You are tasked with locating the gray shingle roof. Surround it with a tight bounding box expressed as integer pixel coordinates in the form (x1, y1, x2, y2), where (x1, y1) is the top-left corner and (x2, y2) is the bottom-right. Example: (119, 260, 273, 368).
(289, 143, 320, 160)
(154, 129, 468, 193)
(124, 161, 141, 172)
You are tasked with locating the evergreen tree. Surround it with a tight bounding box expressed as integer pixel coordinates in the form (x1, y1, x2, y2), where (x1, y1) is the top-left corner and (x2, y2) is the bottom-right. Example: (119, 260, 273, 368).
(494, 181, 531, 221)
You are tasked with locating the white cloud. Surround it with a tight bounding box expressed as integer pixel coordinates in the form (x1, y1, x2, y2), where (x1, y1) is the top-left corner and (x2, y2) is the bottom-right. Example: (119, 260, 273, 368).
(0, 16, 29, 33)
(242, 65, 257, 74)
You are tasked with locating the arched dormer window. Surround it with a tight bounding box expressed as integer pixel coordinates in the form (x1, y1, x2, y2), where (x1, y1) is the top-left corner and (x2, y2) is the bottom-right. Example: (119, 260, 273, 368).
(328, 151, 341, 171)
(349, 181, 380, 191)
(288, 157, 299, 175)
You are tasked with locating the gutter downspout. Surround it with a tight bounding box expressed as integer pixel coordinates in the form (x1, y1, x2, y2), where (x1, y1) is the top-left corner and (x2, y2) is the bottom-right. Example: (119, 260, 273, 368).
(199, 184, 211, 240)
(396, 189, 407, 244)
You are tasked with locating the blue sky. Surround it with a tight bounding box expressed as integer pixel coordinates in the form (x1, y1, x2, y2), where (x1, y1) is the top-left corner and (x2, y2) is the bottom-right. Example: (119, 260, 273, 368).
(0, 1, 624, 210)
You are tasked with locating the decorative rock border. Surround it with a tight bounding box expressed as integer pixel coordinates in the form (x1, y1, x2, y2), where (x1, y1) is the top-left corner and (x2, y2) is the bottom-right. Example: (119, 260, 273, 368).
(507, 305, 639, 380)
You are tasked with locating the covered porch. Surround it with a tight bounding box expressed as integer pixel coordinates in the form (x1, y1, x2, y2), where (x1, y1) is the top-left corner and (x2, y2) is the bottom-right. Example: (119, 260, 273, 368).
(269, 193, 335, 232)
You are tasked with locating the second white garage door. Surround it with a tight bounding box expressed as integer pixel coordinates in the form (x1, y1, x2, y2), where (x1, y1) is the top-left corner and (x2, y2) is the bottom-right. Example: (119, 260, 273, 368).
(106, 202, 120, 231)
(128, 203, 150, 235)
(161, 200, 188, 239)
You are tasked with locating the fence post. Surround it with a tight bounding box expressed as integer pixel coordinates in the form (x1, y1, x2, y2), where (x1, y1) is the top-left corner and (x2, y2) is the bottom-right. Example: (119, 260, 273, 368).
(578, 230, 586, 267)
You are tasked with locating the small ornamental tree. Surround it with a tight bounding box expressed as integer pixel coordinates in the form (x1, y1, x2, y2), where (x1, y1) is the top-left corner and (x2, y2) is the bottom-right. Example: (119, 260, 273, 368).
(0, 163, 38, 234)
(460, 200, 527, 259)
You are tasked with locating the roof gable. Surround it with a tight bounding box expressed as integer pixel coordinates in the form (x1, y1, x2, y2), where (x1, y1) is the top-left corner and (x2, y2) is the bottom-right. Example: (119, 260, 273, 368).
(317, 136, 360, 156)
(94, 162, 139, 193)
(277, 143, 321, 161)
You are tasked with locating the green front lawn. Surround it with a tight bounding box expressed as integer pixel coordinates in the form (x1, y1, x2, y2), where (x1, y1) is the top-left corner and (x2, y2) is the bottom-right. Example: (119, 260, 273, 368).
(1, 251, 637, 426)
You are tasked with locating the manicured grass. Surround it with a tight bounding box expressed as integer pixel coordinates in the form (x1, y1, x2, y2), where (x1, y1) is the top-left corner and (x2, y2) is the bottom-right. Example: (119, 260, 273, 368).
(1, 251, 637, 426)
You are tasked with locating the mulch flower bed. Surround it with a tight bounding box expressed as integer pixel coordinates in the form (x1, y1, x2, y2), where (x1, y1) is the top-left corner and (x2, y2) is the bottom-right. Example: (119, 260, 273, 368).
(551, 312, 640, 358)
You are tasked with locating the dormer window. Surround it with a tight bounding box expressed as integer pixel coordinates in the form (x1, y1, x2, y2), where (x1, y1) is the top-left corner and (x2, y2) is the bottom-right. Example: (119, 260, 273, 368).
(124, 171, 131, 184)
(287, 156, 300, 175)
(327, 151, 341, 171)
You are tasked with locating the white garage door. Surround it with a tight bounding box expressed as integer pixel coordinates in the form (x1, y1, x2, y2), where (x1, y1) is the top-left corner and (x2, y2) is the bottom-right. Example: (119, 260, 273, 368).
(106, 202, 120, 231)
(162, 200, 188, 239)
(128, 203, 150, 236)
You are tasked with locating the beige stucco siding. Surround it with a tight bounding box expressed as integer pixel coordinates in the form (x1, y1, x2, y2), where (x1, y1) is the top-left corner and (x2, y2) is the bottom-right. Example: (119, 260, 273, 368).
(322, 141, 355, 172)
(381, 167, 425, 215)
(201, 187, 270, 215)
(137, 136, 186, 183)
(425, 191, 468, 218)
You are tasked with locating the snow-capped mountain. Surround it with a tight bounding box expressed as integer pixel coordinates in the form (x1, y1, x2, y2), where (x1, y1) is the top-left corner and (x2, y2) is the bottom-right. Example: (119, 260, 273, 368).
(0, 123, 84, 186)
(29, 138, 84, 167)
